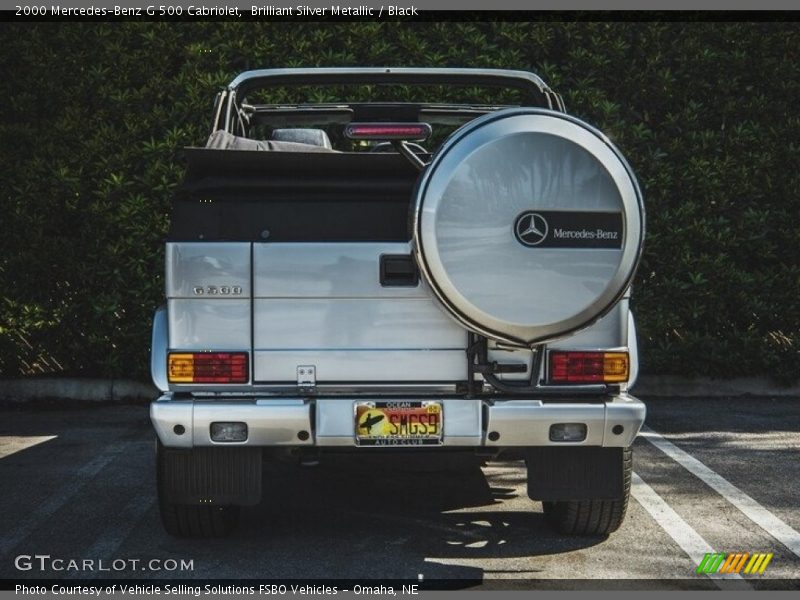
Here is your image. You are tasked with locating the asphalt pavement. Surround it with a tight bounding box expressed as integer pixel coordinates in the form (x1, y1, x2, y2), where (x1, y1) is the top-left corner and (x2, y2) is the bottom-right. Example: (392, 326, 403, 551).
(0, 397, 798, 590)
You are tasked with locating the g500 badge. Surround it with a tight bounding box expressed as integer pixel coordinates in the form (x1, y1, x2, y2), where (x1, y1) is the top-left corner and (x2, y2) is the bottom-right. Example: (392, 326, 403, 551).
(514, 211, 623, 249)
(192, 285, 243, 296)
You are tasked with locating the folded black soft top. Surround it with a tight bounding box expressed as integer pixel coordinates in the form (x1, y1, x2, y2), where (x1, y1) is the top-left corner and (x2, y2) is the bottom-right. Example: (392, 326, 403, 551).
(171, 144, 424, 244)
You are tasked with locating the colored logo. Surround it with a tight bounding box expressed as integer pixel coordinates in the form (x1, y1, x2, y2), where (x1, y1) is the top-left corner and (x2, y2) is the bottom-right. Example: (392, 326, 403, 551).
(514, 211, 549, 247)
(358, 409, 386, 435)
(696, 552, 773, 575)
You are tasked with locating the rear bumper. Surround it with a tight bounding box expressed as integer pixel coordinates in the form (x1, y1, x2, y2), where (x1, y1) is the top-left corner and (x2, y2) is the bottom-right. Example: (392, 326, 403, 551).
(151, 393, 645, 449)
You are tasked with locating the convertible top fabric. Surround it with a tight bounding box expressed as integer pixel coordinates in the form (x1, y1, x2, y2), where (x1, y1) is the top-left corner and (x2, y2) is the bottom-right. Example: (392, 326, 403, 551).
(169, 145, 421, 243)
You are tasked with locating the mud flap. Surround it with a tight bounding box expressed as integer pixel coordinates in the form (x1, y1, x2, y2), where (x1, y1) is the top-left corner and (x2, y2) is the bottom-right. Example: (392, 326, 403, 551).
(158, 445, 262, 506)
(525, 447, 624, 501)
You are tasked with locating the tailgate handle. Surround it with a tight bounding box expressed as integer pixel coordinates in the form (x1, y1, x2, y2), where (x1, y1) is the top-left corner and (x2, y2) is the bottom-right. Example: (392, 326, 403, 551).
(380, 254, 419, 287)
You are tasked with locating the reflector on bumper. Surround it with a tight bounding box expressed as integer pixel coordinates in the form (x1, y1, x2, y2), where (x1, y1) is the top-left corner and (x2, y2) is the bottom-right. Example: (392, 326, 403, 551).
(210, 422, 248, 442)
(549, 423, 588, 442)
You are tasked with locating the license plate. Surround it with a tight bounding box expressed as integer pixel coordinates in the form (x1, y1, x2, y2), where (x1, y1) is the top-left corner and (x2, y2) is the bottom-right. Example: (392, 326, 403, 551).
(354, 401, 443, 446)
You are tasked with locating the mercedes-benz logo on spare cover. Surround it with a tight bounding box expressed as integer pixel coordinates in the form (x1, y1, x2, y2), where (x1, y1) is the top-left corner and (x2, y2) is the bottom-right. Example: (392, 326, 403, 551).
(514, 211, 549, 247)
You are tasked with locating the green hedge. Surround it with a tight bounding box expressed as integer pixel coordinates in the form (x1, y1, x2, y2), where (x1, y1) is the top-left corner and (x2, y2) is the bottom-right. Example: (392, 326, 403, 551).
(1, 22, 798, 382)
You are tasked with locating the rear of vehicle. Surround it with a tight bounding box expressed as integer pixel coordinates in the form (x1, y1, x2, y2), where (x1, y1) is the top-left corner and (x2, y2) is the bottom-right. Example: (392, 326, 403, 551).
(150, 68, 645, 538)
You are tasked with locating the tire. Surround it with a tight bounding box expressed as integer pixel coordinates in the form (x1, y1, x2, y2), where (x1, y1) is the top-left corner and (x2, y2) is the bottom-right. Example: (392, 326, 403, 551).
(542, 447, 632, 536)
(156, 441, 241, 538)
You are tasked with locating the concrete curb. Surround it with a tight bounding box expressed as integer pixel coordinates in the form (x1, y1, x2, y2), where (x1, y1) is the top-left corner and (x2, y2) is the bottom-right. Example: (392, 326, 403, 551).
(631, 376, 800, 398)
(0, 378, 158, 403)
(0, 376, 798, 403)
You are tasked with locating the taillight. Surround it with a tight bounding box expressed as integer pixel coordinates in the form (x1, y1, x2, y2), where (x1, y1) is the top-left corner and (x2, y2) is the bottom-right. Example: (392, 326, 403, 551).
(549, 351, 629, 384)
(168, 352, 248, 384)
(344, 122, 432, 141)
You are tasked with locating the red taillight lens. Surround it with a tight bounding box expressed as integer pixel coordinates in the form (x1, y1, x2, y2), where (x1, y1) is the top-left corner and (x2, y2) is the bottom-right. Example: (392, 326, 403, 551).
(344, 122, 431, 141)
(549, 351, 629, 384)
(168, 352, 248, 384)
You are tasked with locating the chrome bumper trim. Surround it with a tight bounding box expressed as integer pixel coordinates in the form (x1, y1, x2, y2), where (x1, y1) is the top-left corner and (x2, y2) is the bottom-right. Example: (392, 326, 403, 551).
(484, 394, 644, 447)
(151, 393, 645, 449)
(150, 397, 313, 448)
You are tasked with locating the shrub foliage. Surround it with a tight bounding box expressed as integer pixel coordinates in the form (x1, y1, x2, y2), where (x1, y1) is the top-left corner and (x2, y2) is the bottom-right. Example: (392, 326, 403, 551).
(1, 22, 798, 382)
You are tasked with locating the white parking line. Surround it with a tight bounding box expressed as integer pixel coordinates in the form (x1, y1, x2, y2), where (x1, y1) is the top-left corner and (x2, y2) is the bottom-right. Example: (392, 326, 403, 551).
(0, 435, 57, 459)
(631, 472, 749, 590)
(0, 440, 132, 557)
(640, 426, 800, 560)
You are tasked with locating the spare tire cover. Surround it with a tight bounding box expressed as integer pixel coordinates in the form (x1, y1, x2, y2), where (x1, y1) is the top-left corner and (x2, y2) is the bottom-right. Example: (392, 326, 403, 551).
(413, 108, 644, 347)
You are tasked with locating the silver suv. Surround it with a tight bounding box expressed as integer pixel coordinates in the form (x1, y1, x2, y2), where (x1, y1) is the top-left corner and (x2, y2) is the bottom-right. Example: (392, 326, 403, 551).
(150, 68, 645, 538)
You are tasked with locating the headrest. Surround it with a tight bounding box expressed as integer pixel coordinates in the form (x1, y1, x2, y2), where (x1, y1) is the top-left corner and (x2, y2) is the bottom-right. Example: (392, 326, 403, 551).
(271, 128, 333, 149)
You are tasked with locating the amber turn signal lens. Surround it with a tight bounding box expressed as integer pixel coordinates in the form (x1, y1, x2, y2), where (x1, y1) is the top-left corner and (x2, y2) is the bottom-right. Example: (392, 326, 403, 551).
(602, 352, 630, 383)
(167, 353, 194, 383)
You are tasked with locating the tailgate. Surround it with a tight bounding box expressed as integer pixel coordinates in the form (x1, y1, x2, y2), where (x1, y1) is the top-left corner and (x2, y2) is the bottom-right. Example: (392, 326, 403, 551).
(252, 242, 467, 384)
